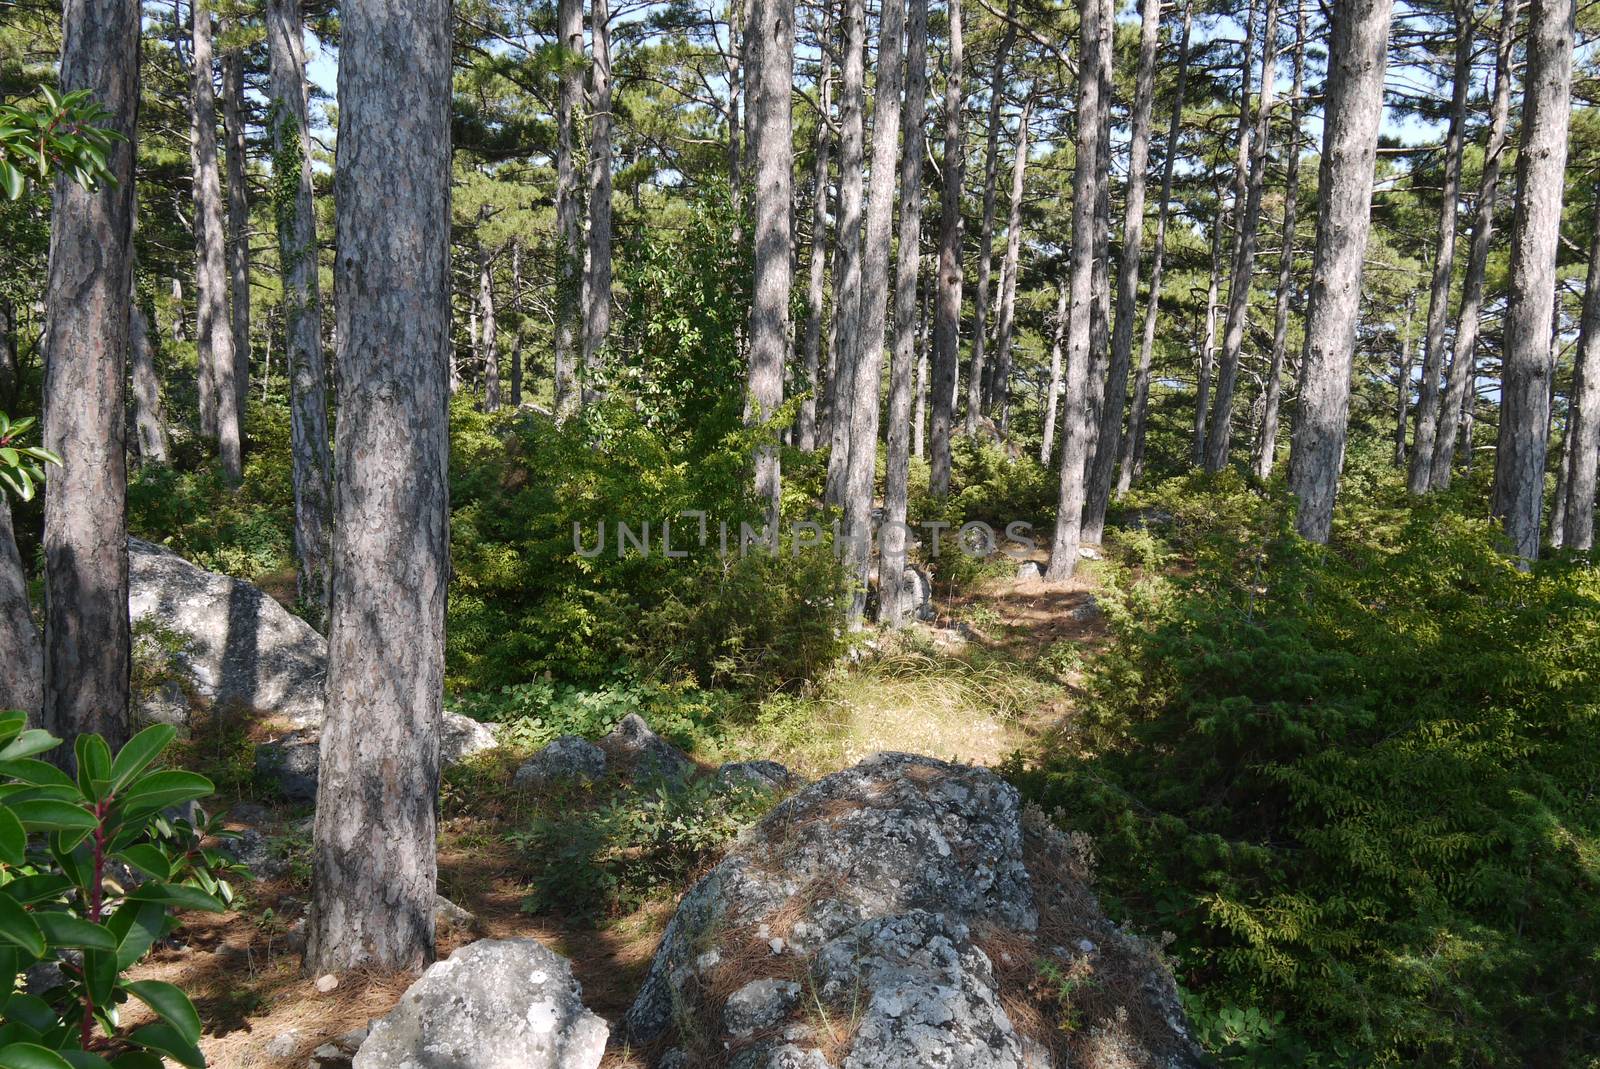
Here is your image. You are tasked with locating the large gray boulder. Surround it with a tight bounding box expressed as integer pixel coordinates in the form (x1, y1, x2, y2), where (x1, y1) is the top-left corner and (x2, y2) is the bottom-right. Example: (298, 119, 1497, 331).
(353, 938, 607, 1069)
(626, 753, 1202, 1069)
(514, 735, 608, 790)
(128, 538, 326, 728)
(600, 713, 694, 782)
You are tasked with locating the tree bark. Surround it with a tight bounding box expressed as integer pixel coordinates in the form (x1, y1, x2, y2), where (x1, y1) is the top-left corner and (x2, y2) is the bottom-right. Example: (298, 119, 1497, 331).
(1040, 276, 1068, 465)
(1119, 0, 1192, 494)
(967, 3, 1017, 429)
(583, 0, 613, 380)
(1287, 0, 1394, 543)
(823, 0, 867, 505)
(1564, 185, 1600, 550)
(510, 241, 524, 407)
(749, 0, 794, 528)
(223, 29, 251, 430)
(1204, 0, 1280, 472)
(1191, 214, 1222, 466)
(268, 0, 335, 629)
(130, 304, 171, 464)
(1046, 0, 1107, 581)
(555, 0, 584, 418)
(1492, 0, 1574, 558)
(0, 297, 16, 414)
(798, 16, 833, 453)
(42, 0, 139, 752)
(989, 95, 1031, 433)
(914, 268, 930, 458)
(1430, 0, 1515, 488)
(0, 494, 41, 721)
(841, 0, 904, 623)
(190, 0, 241, 479)
(879, 0, 928, 626)
(929, 0, 964, 498)
(1251, 0, 1305, 482)
(479, 244, 500, 412)
(307, 0, 452, 975)
(1394, 294, 1415, 465)
(1406, 2, 1472, 492)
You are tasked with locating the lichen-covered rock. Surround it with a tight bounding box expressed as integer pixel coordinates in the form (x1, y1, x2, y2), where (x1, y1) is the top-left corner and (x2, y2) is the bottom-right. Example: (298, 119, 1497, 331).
(131, 679, 192, 735)
(441, 712, 497, 764)
(514, 735, 608, 790)
(128, 538, 327, 727)
(601, 713, 694, 782)
(712, 760, 803, 794)
(353, 938, 607, 1069)
(626, 753, 1204, 1069)
(258, 713, 496, 802)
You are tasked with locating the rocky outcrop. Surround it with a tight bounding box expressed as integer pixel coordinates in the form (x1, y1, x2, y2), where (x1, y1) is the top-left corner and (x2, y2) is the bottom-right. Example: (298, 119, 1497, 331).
(600, 713, 694, 782)
(712, 760, 804, 794)
(626, 753, 1203, 1069)
(353, 939, 607, 1069)
(514, 735, 608, 790)
(128, 538, 327, 727)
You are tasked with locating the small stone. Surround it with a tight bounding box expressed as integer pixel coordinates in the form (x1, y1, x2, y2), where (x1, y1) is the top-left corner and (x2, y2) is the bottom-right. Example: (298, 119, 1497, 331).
(1015, 561, 1044, 582)
(315, 973, 338, 993)
(1078, 545, 1101, 560)
(266, 1029, 303, 1059)
(513, 735, 607, 790)
(713, 760, 804, 794)
(434, 894, 478, 936)
(440, 712, 498, 764)
(1069, 595, 1103, 623)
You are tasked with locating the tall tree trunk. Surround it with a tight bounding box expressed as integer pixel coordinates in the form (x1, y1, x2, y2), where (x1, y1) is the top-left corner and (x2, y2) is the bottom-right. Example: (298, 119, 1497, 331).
(1040, 276, 1068, 464)
(1431, 0, 1515, 488)
(191, 0, 241, 479)
(223, 29, 251, 430)
(131, 304, 171, 464)
(798, 15, 833, 453)
(1564, 185, 1600, 550)
(170, 276, 186, 343)
(823, 0, 868, 505)
(480, 245, 500, 412)
(510, 241, 524, 407)
(749, 0, 794, 528)
(1088, 0, 1162, 523)
(879, 0, 928, 626)
(0, 297, 17, 414)
(1252, 0, 1305, 482)
(989, 95, 1032, 433)
(42, 0, 139, 752)
(1493, 0, 1575, 558)
(1394, 294, 1415, 465)
(1191, 214, 1222, 466)
(307, 0, 451, 975)
(583, 0, 613, 381)
(554, 0, 584, 418)
(268, 0, 334, 628)
(967, 2, 1017, 429)
(842, 0, 904, 622)
(1287, 0, 1394, 542)
(1119, 0, 1192, 494)
(1083, 6, 1112, 517)
(928, 0, 964, 498)
(1204, 0, 1280, 471)
(0, 495, 41, 721)
(914, 267, 930, 458)
(1046, 0, 1107, 581)
(1407, 1, 1472, 492)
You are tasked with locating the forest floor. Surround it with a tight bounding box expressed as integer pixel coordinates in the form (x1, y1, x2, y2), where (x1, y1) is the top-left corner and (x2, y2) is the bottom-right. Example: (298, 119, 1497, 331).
(132, 558, 1115, 1069)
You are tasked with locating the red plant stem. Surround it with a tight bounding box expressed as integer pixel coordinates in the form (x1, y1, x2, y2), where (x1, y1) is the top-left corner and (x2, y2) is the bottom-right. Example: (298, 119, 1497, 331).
(80, 797, 109, 1048)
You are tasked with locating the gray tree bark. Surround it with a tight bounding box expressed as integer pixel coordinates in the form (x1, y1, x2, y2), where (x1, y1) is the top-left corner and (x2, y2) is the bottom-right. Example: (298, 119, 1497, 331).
(928, 0, 964, 498)
(190, 0, 241, 479)
(1564, 185, 1600, 550)
(823, 0, 867, 506)
(223, 29, 251, 429)
(967, 5, 1017, 428)
(131, 304, 171, 464)
(798, 19, 833, 453)
(842, 0, 904, 623)
(749, 0, 794, 528)
(307, 0, 452, 975)
(1119, 0, 1192, 494)
(1087, 0, 1162, 524)
(583, 0, 613, 378)
(510, 241, 524, 407)
(1287, 0, 1394, 543)
(1394, 295, 1415, 465)
(1430, 0, 1515, 488)
(479, 244, 500, 412)
(989, 95, 1031, 433)
(1191, 215, 1222, 466)
(0, 494, 41, 721)
(42, 0, 139, 752)
(1046, 0, 1107, 581)
(1251, 0, 1305, 482)
(914, 269, 930, 458)
(555, 0, 584, 418)
(1040, 276, 1068, 465)
(0, 297, 16, 414)
(1204, 0, 1280, 472)
(1492, 0, 1574, 558)
(879, 0, 928, 626)
(1406, 1, 1472, 492)
(268, 0, 335, 629)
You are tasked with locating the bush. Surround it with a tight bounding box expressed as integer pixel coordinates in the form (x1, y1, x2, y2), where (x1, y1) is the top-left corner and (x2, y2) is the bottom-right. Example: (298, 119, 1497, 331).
(1010, 483, 1600, 1067)
(0, 716, 243, 1067)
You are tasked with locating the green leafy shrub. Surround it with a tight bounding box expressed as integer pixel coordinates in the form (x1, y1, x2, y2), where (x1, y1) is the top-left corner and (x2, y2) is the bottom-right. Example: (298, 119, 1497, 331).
(454, 676, 740, 755)
(0, 715, 241, 1067)
(1010, 485, 1600, 1067)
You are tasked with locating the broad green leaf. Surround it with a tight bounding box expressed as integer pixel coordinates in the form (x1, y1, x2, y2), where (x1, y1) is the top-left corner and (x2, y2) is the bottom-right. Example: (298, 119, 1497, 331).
(0, 761, 75, 789)
(126, 1023, 204, 1069)
(0, 712, 24, 745)
(0, 893, 44, 956)
(0, 161, 22, 201)
(104, 900, 164, 970)
(0, 946, 15, 1007)
(58, 1053, 115, 1069)
(0, 1043, 74, 1069)
(108, 726, 176, 795)
(108, 1055, 165, 1069)
(128, 881, 225, 914)
(0, 874, 71, 905)
(0, 994, 55, 1034)
(112, 844, 169, 881)
(35, 913, 115, 952)
(118, 771, 212, 818)
(124, 981, 202, 1046)
(0, 730, 60, 763)
(0, 806, 25, 866)
(8, 800, 95, 833)
(75, 736, 112, 801)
